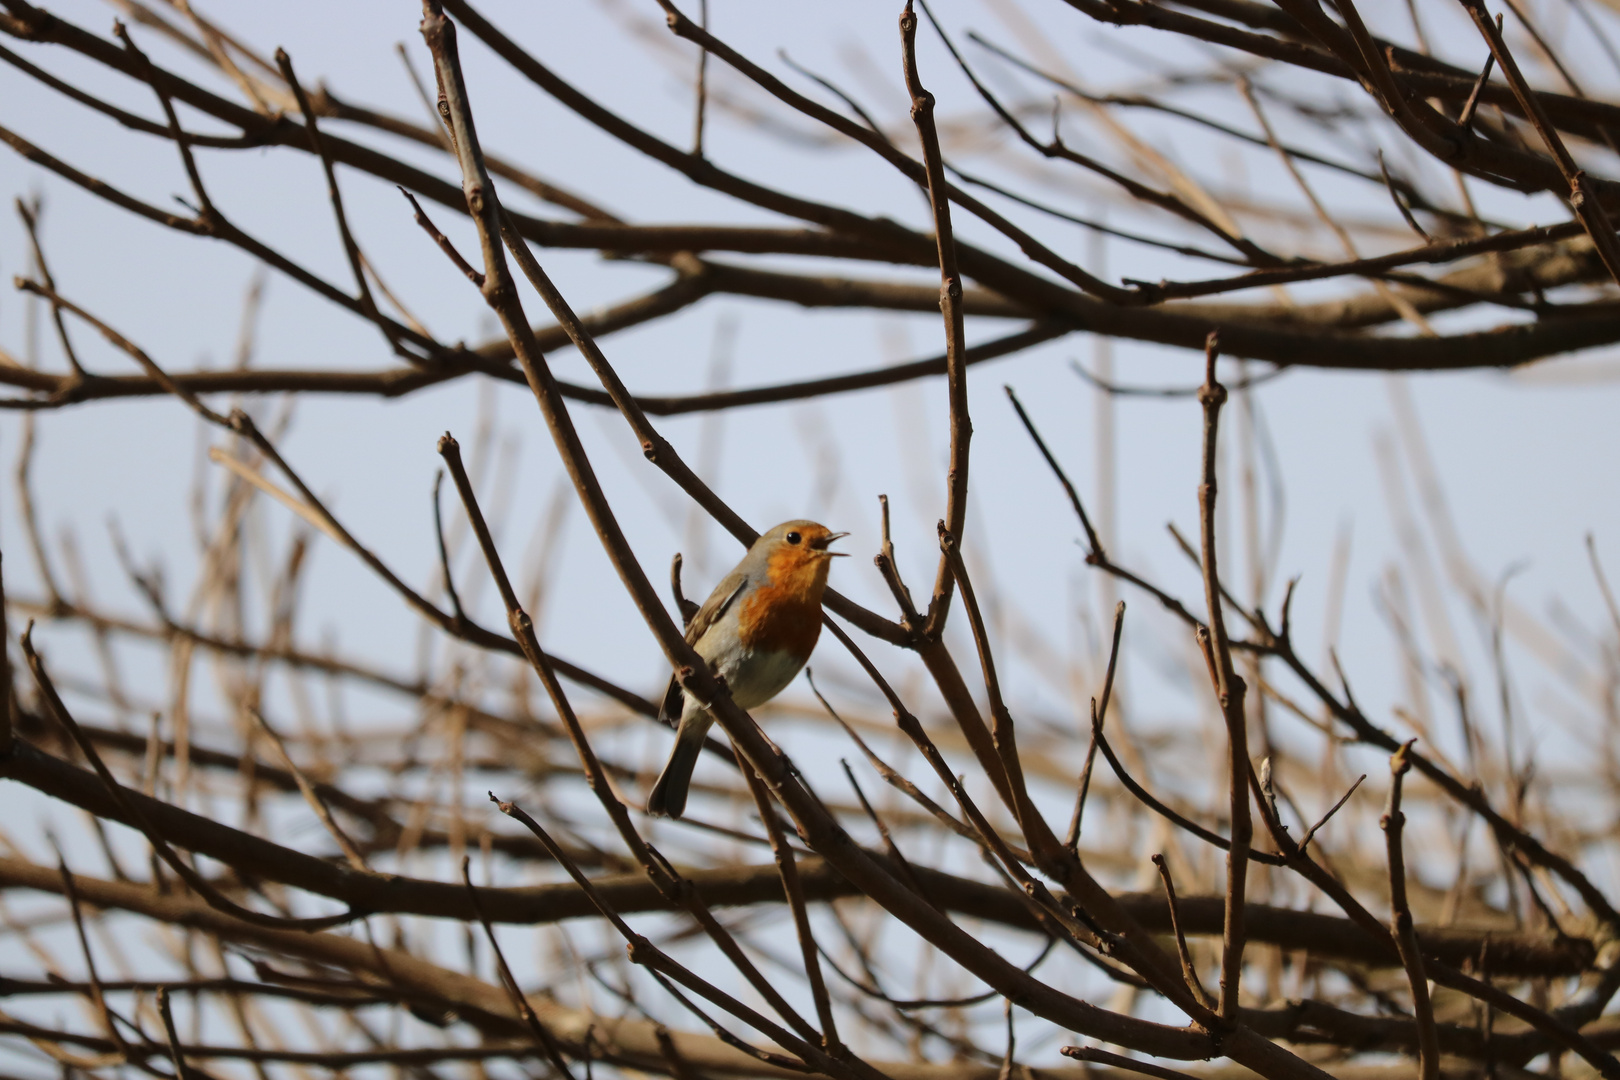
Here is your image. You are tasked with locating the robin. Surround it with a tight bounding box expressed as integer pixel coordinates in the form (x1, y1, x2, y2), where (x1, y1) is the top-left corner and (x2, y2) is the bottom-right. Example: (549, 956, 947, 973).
(646, 520, 848, 818)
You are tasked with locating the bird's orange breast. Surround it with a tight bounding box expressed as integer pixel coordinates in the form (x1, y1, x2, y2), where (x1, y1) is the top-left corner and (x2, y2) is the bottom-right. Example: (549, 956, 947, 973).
(736, 547, 830, 657)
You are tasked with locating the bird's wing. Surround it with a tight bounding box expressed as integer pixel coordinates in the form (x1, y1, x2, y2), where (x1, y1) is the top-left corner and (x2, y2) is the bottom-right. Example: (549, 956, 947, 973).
(684, 571, 750, 646)
(659, 572, 751, 724)
(657, 677, 685, 727)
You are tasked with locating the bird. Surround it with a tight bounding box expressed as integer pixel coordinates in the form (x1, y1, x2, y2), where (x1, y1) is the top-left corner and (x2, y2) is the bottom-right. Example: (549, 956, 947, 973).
(646, 520, 848, 819)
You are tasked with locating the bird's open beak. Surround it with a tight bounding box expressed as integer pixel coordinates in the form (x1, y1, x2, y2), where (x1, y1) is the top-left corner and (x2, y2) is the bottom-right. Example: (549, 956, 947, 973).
(812, 531, 850, 556)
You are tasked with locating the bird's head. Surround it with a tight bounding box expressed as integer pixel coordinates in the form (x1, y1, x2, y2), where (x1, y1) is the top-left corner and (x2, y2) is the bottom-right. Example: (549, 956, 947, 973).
(756, 520, 848, 589)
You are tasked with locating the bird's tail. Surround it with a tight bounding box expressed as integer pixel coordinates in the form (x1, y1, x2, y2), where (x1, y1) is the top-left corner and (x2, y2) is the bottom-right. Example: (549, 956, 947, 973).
(647, 719, 708, 819)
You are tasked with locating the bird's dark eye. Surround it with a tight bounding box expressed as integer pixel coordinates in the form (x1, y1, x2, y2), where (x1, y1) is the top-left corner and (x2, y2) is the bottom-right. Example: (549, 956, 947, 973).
(785, 531, 802, 545)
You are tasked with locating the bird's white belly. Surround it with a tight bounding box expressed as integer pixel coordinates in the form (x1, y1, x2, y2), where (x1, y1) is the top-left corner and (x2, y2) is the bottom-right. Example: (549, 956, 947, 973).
(715, 647, 805, 710)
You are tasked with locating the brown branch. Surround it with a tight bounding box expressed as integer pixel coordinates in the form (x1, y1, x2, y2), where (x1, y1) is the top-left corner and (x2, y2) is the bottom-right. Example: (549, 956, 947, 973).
(461, 857, 579, 1079)
(823, 618, 1216, 1029)
(1459, 0, 1620, 286)
(1087, 705, 1284, 867)
(1153, 854, 1216, 1010)
(0, 824, 1589, 976)
(1006, 388, 1216, 644)
(654, 0, 1137, 302)
(0, 976, 391, 1007)
(1259, 623, 1620, 927)
(1072, 359, 1286, 398)
(0, 119, 453, 368)
(739, 762, 841, 1051)
(1298, 774, 1365, 853)
(0, 855, 876, 1080)
(921, 4, 1275, 265)
(835, 753, 932, 900)
(904, 3, 973, 643)
(1, 285, 659, 723)
(1459, 25, 1499, 131)
(966, 32, 1456, 226)
(155, 988, 197, 1080)
(279, 46, 406, 355)
(113, 20, 214, 227)
(491, 795, 863, 1080)
(669, 553, 700, 627)
(939, 525, 1053, 855)
(9, 592, 655, 718)
(0, 316, 1065, 414)
(0, 1017, 556, 1070)
(809, 660, 988, 853)
(323, 78, 616, 221)
(1196, 334, 1251, 1023)
(0, 550, 11, 756)
(1381, 742, 1438, 1080)
(873, 495, 922, 630)
(1425, 962, 1620, 1080)
(20, 632, 360, 932)
(246, 707, 369, 872)
(9, 96, 1620, 376)
(691, 0, 708, 155)
(948, 160, 1251, 267)
(14, 197, 87, 379)
(10, 411, 61, 608)
(16, 0, 1620, 334)
(431, 468, 468, 625)
(1004, 385, 1105, 558)
(1067, 602, 1126, 848)
(400, 186, 484, 287)
(1063, 1045, 1204, 1080)
(1144, 218, 1588, 304)
(55, 853, 128, 1060)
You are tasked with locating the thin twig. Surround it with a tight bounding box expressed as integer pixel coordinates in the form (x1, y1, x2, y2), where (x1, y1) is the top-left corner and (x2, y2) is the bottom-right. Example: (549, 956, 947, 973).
(56, 852, 129, 1058)
(247, 707, 369, 872)
(1072, 360, 1286, 398)
(1299, 774, 1366, 853)
(1152, 854, 1216, 1009)
(1067, 601, 1124, 849)
(1196, 333, 1252, 1021)
(155, 988, 196, 1080)
(1459, 27, 1500, 130)
(691, 0, 709, 155)
(276, 48, 397, 352)
(1382, 741, 1439, 1080)
(461, 856, 579, 1079)
(738, 762, 841, 1051)
(809, 662, 987, 853)
(399, 186, 484, 287)
(902, 2, 973, 644)
(1062, 1045, 1204, 1080)
(874, 494, 921, 628)
(1005, 386, 1103, 559)
(433, 468, 468, 625)
(1586, 533, 1620, 647)
(1088, 703, 1284, 866)
(837, 754, 929, 898)
(1378, 150, 1430, 240)
(939, 524, 1047, 846)
(0, 551, 11, 755)
(14, 198, 87, 378)
(669, 552, 699, 626)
